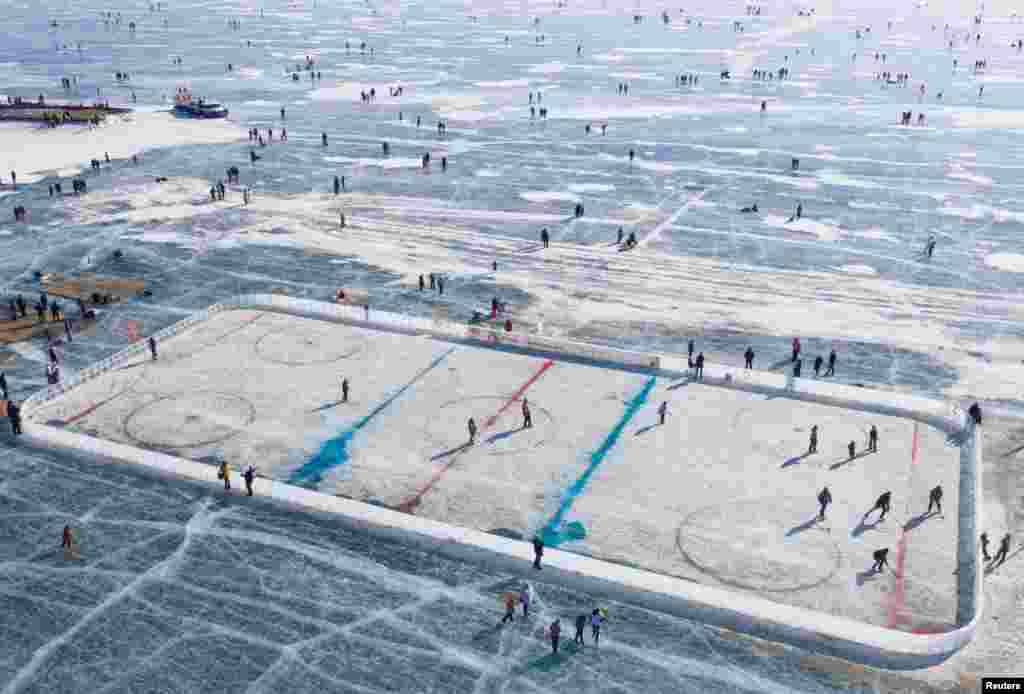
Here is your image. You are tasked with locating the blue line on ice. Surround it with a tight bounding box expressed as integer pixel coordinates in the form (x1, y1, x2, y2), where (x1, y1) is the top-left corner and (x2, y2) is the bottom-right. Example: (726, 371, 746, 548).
(288, 346, 456, 488)
(541, 376, 657, 547)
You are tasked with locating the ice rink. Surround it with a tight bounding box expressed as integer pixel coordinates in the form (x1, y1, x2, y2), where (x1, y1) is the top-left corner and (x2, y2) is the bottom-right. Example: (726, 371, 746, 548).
(29, 308, 961, 632)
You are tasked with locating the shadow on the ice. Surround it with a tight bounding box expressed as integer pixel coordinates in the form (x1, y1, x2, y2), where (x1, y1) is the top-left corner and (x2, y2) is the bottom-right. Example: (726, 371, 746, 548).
(780, 452, 813, 468)
(984, 547, 1023, 576)
(855, 567, 883, 587)
(902, 510, 940, 532)
(828, 450, 874, 470)
(634, 422, 661, 436)
(851, 515, 884, 538)
(666, 380, 689, 391)
(486, 427, 523, 444)
(785, 516, 821, 537)
(522, 641, 581, 672)
(430, 442, 472, 461)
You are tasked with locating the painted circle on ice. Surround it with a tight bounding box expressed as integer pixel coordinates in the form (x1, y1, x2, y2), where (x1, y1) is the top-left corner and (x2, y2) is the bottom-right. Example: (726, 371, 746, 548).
(424, 396, 557, 457)
(123, 391, 256, 448)
(675, 497, 842, 594)
(254, 324, 366, 365)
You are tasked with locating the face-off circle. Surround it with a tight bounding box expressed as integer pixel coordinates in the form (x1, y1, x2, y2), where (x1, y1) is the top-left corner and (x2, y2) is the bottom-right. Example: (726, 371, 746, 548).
(123, 391, 256, 448)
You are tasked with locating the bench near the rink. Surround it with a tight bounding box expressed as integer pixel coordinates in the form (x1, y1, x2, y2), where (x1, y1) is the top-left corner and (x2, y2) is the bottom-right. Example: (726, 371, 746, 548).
(19, 294, 982, 670)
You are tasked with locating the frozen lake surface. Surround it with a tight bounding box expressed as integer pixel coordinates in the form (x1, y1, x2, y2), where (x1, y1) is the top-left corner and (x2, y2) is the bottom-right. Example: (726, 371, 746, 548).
(1, 0, 1023, 689)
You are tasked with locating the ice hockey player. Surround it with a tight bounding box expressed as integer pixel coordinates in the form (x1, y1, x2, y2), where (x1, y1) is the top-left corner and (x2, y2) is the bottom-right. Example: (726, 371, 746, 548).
(927, 485, 943, 514)
(817, 485, 832, 519)
(871, 547, 890, 572)
(468, 417, 477, 444)
(869, 491, 892, 521)
(243, 463, 255, 496)
(658, 400, 668, 425)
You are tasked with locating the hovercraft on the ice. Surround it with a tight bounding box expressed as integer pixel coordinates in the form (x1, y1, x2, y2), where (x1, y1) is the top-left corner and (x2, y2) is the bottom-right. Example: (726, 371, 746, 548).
(172, 88, 228, 119)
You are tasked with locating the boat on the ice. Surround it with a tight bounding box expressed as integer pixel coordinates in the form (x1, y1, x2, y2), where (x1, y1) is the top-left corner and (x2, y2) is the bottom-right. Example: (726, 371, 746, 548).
(172, 88, 228, 118)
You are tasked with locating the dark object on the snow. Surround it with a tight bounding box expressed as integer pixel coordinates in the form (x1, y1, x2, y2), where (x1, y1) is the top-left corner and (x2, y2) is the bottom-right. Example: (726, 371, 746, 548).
(147, 336, 157, 360)
(791, 157, 800, 171)
(112, 250, 123, 260)
(968, 402, 982, 424)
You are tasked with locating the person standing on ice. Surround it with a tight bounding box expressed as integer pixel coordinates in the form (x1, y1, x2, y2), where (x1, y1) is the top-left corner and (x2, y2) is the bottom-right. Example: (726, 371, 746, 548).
(8, 400, 21, 435)
(694, 352, 704, 380)
(793, 358, 802, 377)
(924, 234, 936, 258)
(219, 461, 231, 491)
(868, 491, 892, 521)
(532, 535, 544, 569)
(522, 398, 532, 428)
(817, 486, 832, 520)
(148, 336, 157, 361)
(468, 417, 477, 444)
(341, 378, 349, 403)
(541, 228, 550, 249)
(418, 274, 425, 291)
(243, 464, 255, 496)
(981, 532, 992, 562)
(322, 132, 328, 146)
(824, 349, 836, 377)
(590, 609, 604, 646)
(519, 585, 531, 617)
(501, 592, 516, 624)
(992, 533, 1011, 565)
(658, 400, 668, 425)
(868, 425, 878, 452)
(791, 337, 801, 362)
(62, 525, 73, 551)
(574, 614, 587, 645)
(871, 547, 890, 573)
(808, 425, 819, 454)
(744, 346, 754, 368)
(813, 354, 823, 376)
(0, 372, 7, 400)
(549, 619, 561, 654)
(927, 485, 943, 515)
(333, 176, 340, 195)
(847, 440, 856, 460)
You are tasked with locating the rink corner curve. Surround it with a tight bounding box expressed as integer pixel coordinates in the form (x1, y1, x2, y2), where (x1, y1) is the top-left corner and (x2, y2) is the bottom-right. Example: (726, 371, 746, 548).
(18, 295, 984, 671)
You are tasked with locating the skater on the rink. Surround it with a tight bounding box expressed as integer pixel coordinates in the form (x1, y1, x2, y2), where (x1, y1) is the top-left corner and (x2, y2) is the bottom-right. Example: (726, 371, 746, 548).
(437, 277, 444, 295)
(658, 400, 668, 425)
(532, 534, 544, 569)
(981, 532, 992, 561)
(148, 336, 157, 360)
(341, 378, 349, 403)
(519, 585, 530, 617)
(418, 274, 424, 291)
(992, 533, 1011, 565)
(502, 592, 516, 623)
(848, 440, 856, 460)
(218, 460, 230, 491)
(813, 354, 823, 376)
(429, 273, 436, 291)
(574, 614, 587, 645)
(817, 485, 832, 520)
(868, 425, 878, 452)
(808, 425, 818, 454)
(868, 491, 892, 521)
(791, 336, 801, 362)
(468, 417, 477, 444)
(871, 547, 890, 573)
(694, 352, 704, 380)
(824, 349, 836, 376)
(541, 227, 550, 249)
(243, 463, 255, 496)
(927, 485, 943, 515)
(744, 346, 754, 368)
(522, 398, 532, 428)
(549, 618, 561, 654)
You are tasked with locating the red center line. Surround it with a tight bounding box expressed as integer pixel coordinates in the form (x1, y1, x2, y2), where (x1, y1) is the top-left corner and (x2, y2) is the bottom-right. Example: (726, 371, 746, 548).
(398, 359, 555, 513)
(887, 422, 919, 629)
